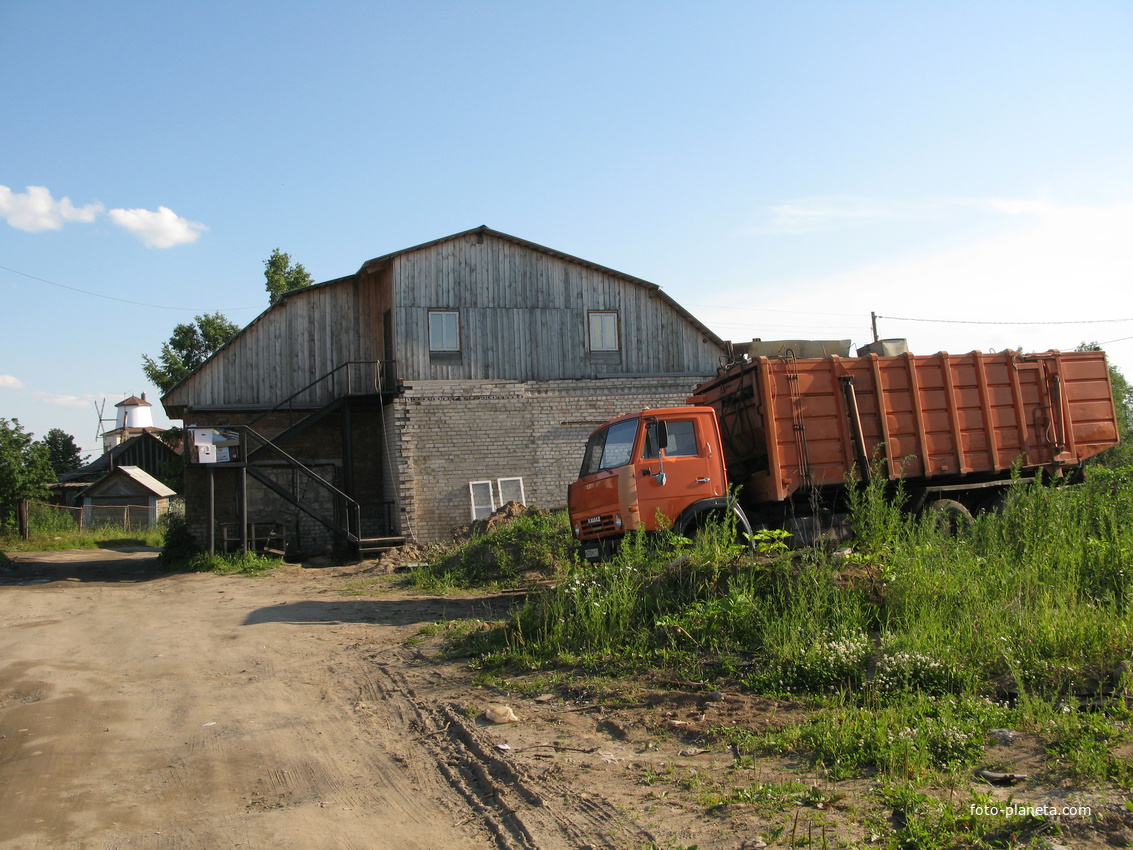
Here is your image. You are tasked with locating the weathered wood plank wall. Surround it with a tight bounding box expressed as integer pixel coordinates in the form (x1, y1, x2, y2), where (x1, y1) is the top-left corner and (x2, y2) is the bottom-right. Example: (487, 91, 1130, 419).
(394, 232, 721, 382)
(164, 273, 388, 413)
(163, 231, 722, 414)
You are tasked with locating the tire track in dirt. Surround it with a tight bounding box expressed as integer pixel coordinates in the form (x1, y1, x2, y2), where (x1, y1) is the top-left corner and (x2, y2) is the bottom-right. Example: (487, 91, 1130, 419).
(367, 661, 657, 849)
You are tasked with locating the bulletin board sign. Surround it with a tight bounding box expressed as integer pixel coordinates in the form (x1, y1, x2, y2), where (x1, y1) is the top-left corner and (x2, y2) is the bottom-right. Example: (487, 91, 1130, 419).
(189, 427, 241, 464)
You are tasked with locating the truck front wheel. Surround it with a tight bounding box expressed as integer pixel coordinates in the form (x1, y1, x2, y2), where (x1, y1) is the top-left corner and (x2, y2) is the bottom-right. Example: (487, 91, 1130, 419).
(674, 500, 755, 552)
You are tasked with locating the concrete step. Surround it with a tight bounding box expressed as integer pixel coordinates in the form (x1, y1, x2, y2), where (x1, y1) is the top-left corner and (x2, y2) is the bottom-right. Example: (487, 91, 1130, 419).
(356, 536, 407, 556)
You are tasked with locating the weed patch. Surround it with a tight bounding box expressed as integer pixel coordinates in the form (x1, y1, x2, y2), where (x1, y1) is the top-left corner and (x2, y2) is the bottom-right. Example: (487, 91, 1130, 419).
(432, 466, 1133, 814)
(409, 507, 573, 591)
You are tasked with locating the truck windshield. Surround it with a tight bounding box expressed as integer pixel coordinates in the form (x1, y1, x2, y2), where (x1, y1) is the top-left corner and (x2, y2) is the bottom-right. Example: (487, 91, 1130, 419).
(579, 418, 639, 477)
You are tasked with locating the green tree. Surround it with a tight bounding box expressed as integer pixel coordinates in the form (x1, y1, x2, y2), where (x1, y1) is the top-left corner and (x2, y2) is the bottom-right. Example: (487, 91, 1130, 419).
(0, 419, 53, 528)
(264, 248, 314, 305)
(40, 428, 88, 476)
(142, 312, 240, 393)
(1078, 342, 1133, 468)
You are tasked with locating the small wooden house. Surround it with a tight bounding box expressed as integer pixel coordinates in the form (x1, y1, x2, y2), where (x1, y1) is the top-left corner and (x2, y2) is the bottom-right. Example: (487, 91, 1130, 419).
(51, 431, 181, 508)
(80, 466, 177, 528)
(161, 226, 727, 552)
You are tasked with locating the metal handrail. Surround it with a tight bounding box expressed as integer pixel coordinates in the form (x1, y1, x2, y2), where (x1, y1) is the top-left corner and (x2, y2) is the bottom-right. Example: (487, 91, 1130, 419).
(241, 426, 362, 540)
(247, 360, 395, 428)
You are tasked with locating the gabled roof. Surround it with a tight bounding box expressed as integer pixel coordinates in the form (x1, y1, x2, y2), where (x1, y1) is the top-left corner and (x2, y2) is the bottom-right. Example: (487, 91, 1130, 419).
(57, 431, 177, 483)
(80, 465, 177, 499)
(160, 226, 725, 404)
(353, 226, 724, 347)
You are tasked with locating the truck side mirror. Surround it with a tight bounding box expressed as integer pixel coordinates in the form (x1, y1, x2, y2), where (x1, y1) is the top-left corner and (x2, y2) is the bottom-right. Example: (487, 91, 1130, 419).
(656, 420, 669, 453)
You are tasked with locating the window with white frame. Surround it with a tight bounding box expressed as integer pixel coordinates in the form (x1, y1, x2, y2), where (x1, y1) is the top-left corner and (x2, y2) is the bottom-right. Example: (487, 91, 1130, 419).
(429, 310, 461, 352)
(468, 480, 495, 521)
(588, 311, 620, 352)
(497, 477, 526, 506)
(468, 477, 526, 521)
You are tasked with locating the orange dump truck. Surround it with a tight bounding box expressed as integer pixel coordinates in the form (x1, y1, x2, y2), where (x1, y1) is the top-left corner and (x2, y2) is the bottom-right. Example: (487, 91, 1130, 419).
(568, 349, 1120, 559)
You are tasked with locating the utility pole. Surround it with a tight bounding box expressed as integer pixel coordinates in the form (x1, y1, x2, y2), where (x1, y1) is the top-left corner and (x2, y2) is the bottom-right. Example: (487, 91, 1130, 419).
(871, 311, 879, 343)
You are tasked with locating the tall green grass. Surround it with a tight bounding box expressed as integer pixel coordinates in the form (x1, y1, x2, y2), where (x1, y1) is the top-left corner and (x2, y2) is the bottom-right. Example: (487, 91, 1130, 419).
(0, 502, 165, 551)
(437, 468, 1133, 831)
(874, 468, 1133, 699)
(469, 466, 1132, 713)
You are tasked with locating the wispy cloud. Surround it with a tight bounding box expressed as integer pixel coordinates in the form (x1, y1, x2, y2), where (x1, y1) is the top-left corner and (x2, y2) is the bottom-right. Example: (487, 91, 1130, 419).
(0, 185, 206, 248)
(754, 194, 1069, 236)
(107, 205, 207, 248)
(0, 374, 25, 389)
(0, 185, 102, 232)
(756, 196, 894, 234)
(708, 197, 1133, 370)
(31, 391, 93, 409)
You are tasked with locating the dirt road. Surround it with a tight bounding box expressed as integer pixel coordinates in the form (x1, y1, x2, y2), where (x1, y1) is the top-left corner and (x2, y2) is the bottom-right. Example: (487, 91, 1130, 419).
(4, 548, 787, 850)
(6, 549, 1124, 850)
(0, 549, 664, 849)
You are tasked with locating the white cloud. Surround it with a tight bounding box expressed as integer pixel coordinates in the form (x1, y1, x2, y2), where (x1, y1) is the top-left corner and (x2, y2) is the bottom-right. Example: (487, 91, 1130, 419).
(108, 205, 207, 248)
(0, 185, 103, 232)
(757, 196, 892, 234)
(0, 185, 207, 249)
(31, 391, 92, 409)
(0, 374, 25, 389)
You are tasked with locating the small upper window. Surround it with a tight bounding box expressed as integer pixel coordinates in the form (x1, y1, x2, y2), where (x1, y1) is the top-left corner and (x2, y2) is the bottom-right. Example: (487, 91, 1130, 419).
(588, 311, 620, 352)
(429, 310, 460, 352)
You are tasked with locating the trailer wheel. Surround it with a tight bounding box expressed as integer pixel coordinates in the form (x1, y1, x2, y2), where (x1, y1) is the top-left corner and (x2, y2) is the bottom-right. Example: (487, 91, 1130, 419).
(926, 499, 973, 533)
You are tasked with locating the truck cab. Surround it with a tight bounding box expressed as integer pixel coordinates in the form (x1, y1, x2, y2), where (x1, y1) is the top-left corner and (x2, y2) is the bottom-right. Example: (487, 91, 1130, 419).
(567, 407, 738, 561)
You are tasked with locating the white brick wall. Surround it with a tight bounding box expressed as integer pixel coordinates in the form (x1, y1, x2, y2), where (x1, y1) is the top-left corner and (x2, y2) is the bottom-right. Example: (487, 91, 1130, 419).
(389, 376, 714, 542)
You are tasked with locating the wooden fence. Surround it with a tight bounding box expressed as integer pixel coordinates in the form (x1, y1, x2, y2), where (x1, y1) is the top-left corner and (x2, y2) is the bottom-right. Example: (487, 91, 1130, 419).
(18, 499, 184, 539)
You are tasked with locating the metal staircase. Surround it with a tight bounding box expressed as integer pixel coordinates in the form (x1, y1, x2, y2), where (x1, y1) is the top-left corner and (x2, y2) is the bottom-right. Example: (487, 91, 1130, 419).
(198, 360, 404, 559)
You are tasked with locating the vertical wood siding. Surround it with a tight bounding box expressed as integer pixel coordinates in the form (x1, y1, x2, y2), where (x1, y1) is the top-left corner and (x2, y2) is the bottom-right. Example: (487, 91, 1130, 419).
(394, 233, 721, 382)
(164, 232, 722, 412)
(164, 273, 388, 411)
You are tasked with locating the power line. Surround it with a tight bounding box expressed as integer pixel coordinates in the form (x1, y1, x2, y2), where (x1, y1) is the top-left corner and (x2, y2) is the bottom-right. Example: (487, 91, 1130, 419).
(0, 264, 262, 313)
(879, 313, 1133, 326)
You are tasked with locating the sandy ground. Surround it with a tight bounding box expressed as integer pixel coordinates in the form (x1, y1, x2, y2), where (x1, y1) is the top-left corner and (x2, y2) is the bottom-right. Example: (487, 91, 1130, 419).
(1, 549, 1129, 850)
(0, 549, 673, 849)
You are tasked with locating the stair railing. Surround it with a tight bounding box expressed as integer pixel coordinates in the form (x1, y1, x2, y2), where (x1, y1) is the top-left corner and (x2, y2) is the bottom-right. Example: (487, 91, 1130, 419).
(247, 360, 397, 429)
(240, 426, 362, 542)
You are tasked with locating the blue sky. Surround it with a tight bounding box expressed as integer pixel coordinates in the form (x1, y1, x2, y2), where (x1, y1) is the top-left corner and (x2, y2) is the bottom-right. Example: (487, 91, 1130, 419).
(2, 0, 1131, 455)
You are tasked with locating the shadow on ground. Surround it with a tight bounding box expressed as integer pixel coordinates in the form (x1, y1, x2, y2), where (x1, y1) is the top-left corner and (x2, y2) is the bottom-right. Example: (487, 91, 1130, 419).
(0, 548, 167, 585)
(243, 594, 521, 628)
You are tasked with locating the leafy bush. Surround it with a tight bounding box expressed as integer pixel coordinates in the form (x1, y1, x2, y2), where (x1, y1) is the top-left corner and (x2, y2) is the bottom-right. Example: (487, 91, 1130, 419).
(158, 513, 201, 568)
(27, 502, 79, 534)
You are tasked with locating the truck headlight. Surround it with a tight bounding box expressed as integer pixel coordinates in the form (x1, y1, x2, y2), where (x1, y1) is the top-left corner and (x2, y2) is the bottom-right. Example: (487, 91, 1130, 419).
(572, 521, 581, 537)
(614, 514, 623, 530)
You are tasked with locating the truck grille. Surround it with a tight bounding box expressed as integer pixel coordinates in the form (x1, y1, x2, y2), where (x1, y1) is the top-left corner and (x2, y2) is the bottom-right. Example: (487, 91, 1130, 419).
(578, 515, 618, 538)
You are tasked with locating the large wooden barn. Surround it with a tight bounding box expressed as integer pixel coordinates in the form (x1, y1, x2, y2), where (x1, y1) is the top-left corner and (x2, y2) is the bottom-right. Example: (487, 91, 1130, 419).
(161, 226, 727, 554)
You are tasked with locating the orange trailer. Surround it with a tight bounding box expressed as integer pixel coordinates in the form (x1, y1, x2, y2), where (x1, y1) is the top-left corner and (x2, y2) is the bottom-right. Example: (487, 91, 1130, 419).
(691, 349, 1120, 505)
